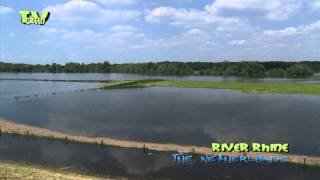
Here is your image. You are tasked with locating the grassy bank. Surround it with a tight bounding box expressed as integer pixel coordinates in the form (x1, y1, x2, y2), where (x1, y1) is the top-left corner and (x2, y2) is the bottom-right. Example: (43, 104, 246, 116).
(103, 80, 320, 96)
(0, 161, 122, 180)
(103, 79, 162, 89)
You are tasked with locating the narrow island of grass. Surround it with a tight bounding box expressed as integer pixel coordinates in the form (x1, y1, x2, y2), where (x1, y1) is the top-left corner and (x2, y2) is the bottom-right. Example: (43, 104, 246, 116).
(103, 79, 162, 89)
(103, 80, 320, 96)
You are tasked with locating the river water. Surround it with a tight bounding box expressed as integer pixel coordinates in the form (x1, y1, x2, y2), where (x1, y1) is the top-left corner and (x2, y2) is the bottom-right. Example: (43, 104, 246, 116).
(1, 72, 320, 83)
(0, 135, 319, 180)
(0, 73, 320, 179)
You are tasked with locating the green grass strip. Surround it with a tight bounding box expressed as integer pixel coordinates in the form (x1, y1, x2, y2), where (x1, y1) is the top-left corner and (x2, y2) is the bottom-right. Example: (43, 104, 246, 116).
(103, 80, 320, 96)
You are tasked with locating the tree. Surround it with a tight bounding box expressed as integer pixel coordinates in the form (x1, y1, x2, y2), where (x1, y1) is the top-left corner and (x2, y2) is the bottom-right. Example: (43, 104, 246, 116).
(224, 65, 238, 76)
(286, 64, 314, 78)
(0, 61, 319, 78)
(237, 62, 266, 78)
(102, 61, 111, 73)
(266, 68, 285, 77)
(178, 64, 193, 75)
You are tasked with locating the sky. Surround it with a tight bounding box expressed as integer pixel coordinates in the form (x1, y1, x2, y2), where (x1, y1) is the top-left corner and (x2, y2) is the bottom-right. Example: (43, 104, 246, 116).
(0, 0, 320, 64)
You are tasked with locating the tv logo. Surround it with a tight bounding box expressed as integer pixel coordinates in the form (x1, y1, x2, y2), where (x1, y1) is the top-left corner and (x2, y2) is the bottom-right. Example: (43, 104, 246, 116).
(18, 11, 50, 25)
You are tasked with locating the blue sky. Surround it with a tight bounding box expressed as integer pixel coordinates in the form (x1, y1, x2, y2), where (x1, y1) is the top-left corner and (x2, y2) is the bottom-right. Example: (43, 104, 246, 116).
(1, 0, 320, 64)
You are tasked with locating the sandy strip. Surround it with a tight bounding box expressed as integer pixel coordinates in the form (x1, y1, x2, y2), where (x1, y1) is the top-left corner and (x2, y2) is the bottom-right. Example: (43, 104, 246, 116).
(0, 118, 319, 167)
(0, 161, 124, 180)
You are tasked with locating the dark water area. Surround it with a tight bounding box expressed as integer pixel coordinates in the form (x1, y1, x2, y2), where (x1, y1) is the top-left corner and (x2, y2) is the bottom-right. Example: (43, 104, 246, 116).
(1, 87, 320, 156)
(0, 135, 319, 180)
(0, 80, 98, 99)
(1, 73, 320, 83)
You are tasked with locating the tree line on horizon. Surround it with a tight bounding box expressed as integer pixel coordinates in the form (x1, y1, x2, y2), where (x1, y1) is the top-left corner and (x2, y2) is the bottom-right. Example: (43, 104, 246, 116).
(0, 61, 319, 78)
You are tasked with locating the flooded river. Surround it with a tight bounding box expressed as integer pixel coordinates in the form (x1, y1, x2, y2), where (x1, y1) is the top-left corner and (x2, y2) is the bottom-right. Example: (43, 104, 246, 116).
(1, 73, 320, 179)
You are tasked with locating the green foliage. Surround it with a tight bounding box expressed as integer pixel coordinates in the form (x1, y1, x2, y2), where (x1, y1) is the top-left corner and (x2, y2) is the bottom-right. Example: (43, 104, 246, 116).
(267, 68, 285, 77)
(0, 61, 319, 78)
(0, 61, 111, 73)
(204, 62, 266, 77)
(111, 62, 193, 75)
(286, 64, 314, 78)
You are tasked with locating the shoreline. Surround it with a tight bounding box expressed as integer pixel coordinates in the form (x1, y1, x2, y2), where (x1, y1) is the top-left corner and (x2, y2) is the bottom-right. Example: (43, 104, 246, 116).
(0, 160, 123, 180)
(1, 118, 320, 167)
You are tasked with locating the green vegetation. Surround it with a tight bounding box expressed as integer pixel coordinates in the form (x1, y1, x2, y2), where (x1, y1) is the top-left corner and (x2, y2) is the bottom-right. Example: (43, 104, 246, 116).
(0, 61, 111, 73)
(103, 79, 162, 89)
(286, 64, 314, 78)
(1, 61, 319, 78)
(266, 68, 285, 77)
(104, 80, 320, 96)
(204, 61, 266, 77)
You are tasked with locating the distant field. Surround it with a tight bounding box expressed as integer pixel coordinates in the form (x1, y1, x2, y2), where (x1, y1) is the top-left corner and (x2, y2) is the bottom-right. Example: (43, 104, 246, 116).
(103, 80, 320, 96)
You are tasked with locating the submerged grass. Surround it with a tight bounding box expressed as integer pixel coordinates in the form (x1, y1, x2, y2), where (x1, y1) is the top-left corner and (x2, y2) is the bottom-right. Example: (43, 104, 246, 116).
(103, 80, 320, 96)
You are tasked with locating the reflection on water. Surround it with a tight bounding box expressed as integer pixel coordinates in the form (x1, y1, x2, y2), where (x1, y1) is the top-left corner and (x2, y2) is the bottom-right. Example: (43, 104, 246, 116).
(1, 72, 320, 83)
(0, 80, 98, 99)
(0, 135, 319, 180)
(1, 87, 319, 156)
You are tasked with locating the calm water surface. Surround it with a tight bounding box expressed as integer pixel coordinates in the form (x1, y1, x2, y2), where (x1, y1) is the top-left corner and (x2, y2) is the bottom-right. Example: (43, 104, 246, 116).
(0, 87, 319, 156)
(0, 80, 98, 99)
(0, 135, 319, 180)
(1, 73, 320, 83)
(1, 73, 320, 179)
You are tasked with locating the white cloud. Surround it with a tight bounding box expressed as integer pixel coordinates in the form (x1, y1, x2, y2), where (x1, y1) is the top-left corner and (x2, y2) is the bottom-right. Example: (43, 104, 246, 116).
(145, 6, 241, 27)
(109, 25, 138, 33)
(262, 43, 288, 49)
(37, 40, 49, 45)
(108, 25, 145, 39)
(229, 39, 247, 46)
(263, 27, 299, 37)
(44, 0, 140, 24)
(303, 20, 320, 33)
(0, 6, 14, 14)
(206, 0, 302, 20)
(95, 0, 136, 5)
(145, 7, 210, 24)
(130, 38, 183, 49)
(40, 27, 60, 34)
(182, 28, 208, 36)
(311, 0, 320, 9)
(263, 20, 320, 37)
(62, 30, 105, 42)
(131, 28, 212, 50)
(40, 24, 145, 49)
